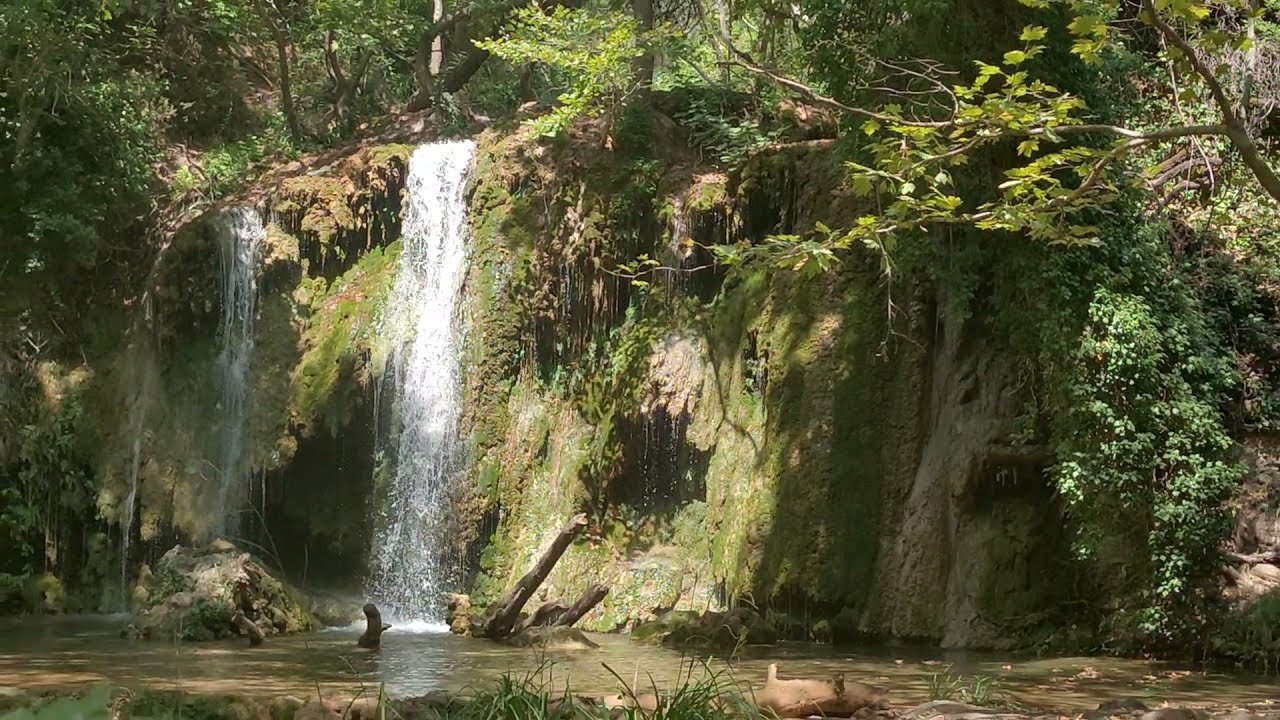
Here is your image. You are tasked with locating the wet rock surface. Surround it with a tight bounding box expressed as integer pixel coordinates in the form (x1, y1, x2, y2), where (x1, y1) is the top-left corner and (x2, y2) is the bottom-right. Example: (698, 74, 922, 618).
(630, 607, 778, 650)
(124, 540, 318, 642)
(501, 625, 600, 651)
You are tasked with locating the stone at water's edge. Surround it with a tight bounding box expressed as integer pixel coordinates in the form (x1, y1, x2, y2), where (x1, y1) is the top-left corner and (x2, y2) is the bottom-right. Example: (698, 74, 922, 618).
(630, 606, 778, 650)
(445, 593, 471, 635)
(308, 593, 364, 628)
(502, 625, 600, 651)
(124, 540, 320, 642)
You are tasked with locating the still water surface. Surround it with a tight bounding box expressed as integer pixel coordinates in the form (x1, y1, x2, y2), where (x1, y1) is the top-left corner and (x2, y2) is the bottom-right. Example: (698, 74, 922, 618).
(0, 616, 1275, 711)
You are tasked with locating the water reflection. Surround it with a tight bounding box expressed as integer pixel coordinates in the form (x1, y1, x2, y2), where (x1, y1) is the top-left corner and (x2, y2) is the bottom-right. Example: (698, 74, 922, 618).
(0, 616, 1275, 711)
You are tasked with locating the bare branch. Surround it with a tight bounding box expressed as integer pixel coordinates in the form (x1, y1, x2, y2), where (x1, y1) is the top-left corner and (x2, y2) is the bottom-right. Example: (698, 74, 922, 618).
(1141, 0, 1280, 202)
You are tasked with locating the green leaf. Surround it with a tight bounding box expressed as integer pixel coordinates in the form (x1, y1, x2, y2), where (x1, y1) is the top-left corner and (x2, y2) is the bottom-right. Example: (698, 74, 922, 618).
(862, 118, 881, 136)
(1004, 49, 1028, 65)
(1020, 25, 1048, 42)
(1017, 139, 1040, 157)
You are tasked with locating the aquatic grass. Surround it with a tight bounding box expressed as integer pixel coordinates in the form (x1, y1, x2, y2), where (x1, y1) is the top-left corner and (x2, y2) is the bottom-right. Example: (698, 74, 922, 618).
(927, 665, 1003, 707)
(437, 655, 762, 720)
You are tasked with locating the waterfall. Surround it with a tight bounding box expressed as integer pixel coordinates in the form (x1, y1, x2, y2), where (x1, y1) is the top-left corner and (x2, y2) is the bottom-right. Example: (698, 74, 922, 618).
(119, 418, 143, 604)
(213, 206, 264, 538)
(369, 140, 475, 624)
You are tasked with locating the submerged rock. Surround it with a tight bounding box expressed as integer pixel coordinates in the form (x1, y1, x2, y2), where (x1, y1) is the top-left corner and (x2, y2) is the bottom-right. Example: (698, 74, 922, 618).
(308, 593, 363, 628)
(127, 541, 317, 642)
(630, 607, 777, 650)
(503, 625, 600, 651)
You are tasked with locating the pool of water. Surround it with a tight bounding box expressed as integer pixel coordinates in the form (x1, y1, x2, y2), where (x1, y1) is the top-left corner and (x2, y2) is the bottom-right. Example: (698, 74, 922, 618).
(0, 616, 1275, 710)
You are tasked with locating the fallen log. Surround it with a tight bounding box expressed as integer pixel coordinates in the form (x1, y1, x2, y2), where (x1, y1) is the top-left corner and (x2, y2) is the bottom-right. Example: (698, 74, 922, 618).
(514, 599, 570, 634)
(1224, 549, 1280, 565)
(357, 603, 392, 649)
(753, 663, 889, 718)
(471, 513, 589, 638)
(555, 584, 608, 627)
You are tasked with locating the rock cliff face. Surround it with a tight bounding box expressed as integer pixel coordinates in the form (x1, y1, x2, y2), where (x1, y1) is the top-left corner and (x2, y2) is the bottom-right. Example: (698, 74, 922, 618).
(80, 117, 1086, 645)
(449, 122, 1066, 645)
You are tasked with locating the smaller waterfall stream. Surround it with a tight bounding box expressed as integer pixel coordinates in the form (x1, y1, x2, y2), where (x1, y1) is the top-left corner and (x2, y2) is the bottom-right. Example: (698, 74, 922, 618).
(369, 141, 475, 624)
(119, 421, 143, 601)
(213, 207, 265, 538)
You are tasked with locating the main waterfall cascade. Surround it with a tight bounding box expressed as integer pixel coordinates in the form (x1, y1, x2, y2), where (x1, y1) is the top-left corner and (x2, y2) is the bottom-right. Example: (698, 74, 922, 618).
(213, 206, 265, 538)
(369, 140, 476, 625)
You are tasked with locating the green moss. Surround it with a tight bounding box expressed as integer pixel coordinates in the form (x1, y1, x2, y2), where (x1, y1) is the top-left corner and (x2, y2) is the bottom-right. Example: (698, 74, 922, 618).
(21, 573, 65, 614)
(288, 242, 400, 436)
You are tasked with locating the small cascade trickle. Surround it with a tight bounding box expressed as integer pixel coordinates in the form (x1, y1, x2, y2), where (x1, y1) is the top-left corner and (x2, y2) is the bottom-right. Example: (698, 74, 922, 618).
(663, 198, 696, 298)
(213, 206, 265, 538)
(119, 291, 155, 608)
(369, 140, 475, 625)
(120, 417, 143, 601)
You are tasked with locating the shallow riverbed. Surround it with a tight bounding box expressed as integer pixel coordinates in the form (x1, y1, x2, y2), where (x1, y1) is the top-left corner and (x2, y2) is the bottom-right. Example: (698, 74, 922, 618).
(0, 616, 1275, 710)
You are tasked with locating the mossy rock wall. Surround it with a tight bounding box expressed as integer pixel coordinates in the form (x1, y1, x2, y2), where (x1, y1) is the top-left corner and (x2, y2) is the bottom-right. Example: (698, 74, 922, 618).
(83, 144, 415, 591)
(455, 120, 1064, 646)
(59, 116, 1064, 640)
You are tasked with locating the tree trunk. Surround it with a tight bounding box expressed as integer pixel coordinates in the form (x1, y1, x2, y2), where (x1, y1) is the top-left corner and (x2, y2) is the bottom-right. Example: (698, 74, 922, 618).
(441, 42, 491, 94)
(470, 513, 589, 638)
(430, 0, 446, 75)
(631, 0, 655, 87)
(272, 26, 304, 143)
(519, 64, 536, 102)
(554, 584, 608, 627)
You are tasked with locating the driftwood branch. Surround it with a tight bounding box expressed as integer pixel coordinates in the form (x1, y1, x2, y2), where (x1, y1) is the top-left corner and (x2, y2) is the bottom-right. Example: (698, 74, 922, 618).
(471, 513, 589, 638)
(1224, 549, 1280, 565)
(555, 584, 608, 627)
(232, 611, 265, 646)
(357, 603, 392, 649)
(514, 599, 570, 634)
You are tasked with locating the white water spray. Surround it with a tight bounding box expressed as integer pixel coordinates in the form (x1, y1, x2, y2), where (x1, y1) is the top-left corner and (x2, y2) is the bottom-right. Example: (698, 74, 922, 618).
(369, 141, 475, 624)
(213, 206, 264, 538)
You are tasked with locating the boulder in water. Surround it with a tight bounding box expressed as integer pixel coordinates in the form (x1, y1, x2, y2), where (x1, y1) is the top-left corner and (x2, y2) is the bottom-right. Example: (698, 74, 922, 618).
(446, 593, 472, 635)
(128, 541, 317, 642)
(503, 626, 599, 651)
(630, 607, 777, 650)
(308, 593, 364, 628)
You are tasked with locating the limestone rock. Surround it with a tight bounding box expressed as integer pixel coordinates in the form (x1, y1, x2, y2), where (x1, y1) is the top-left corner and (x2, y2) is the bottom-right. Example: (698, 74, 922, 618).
(269, 696, 305, 720)
(1251, 563, 1280, 585)
(446, 593, 472, 635)
(304, 593, 362, 628)
(127, 542, 317, 642)
(631, 607, 777, 650)
(503, 626, 599, 651)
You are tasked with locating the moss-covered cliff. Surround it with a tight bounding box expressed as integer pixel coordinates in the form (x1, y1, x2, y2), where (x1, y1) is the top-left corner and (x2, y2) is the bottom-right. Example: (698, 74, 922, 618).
(448, 112, 1072, 646)
(7, 103, 1274, 662)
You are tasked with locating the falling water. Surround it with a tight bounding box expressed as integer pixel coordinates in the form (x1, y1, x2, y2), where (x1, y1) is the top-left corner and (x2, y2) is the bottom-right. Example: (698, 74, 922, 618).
(119, 293, 153, 607)
(213, 207, 265, 538)
(369, 141, 475, 624)
(119, 421, 143, 603)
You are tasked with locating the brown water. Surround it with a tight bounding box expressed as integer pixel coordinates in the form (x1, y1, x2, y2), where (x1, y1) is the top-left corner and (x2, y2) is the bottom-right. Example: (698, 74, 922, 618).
(0, 616, 1275, 711)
